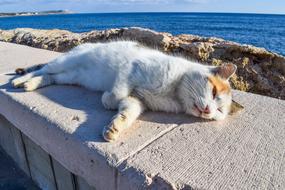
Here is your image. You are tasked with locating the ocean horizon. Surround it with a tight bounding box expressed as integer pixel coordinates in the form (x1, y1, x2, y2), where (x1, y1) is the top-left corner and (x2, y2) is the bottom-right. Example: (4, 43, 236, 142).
(0, 12, 284, 56)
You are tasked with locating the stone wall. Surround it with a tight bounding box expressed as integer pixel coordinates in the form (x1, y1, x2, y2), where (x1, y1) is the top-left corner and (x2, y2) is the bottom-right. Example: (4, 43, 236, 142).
(1, 27, 284, 99)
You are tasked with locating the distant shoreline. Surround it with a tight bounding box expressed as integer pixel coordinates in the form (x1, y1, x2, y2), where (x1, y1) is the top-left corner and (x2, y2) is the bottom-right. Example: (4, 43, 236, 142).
(0, 10, 72, 18)
(77, 12, 285, 16)
(1, 12, 284, 18)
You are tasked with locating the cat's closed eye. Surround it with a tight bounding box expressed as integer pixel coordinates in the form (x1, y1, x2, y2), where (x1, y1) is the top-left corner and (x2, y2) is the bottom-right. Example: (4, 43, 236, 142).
(217, 107, 223, 113)
(212, 86, 217, 99)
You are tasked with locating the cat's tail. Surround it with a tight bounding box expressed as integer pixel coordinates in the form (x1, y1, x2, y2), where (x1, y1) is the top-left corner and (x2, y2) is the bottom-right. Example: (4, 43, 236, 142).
(15, 63, 46, 75)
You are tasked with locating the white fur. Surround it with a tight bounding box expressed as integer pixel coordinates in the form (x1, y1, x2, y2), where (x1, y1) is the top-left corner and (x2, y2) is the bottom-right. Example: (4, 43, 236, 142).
(12, 41, 235, 141)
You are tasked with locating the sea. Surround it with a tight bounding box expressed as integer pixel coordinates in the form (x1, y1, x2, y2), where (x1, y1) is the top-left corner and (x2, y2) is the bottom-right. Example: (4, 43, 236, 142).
(0, 13, 284, 56)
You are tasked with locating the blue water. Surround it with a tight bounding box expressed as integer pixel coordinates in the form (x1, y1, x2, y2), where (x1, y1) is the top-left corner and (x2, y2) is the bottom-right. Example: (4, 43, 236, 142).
(0, 13, 285, 56)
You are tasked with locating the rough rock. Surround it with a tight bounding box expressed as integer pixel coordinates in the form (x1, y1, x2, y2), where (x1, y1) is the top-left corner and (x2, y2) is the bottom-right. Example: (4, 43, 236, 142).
(0, 27, 284, 99)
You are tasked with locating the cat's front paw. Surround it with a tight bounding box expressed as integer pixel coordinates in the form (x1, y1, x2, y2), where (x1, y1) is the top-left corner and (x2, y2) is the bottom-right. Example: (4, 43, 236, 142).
(102, 126, 119, 142)
(102, 114, 127, 142)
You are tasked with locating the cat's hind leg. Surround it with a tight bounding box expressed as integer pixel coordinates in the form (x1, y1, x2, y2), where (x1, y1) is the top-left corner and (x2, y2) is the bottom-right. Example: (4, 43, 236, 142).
(12, 54, 76, 88)
(23, 75, 55, 91)
(12, 57, 76, 89)
(12, 63, 58, 88)
(103, 96, 145, 142)
(23, 71, 79, 91)
(12, 70, 46, 88)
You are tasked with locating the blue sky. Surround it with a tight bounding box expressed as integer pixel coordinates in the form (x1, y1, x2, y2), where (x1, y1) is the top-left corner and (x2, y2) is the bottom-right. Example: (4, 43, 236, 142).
(0, 0, 285, 14)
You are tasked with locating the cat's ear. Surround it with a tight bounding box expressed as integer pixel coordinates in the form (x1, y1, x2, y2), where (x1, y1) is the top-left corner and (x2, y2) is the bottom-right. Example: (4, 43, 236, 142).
(212, 63, 237, 80)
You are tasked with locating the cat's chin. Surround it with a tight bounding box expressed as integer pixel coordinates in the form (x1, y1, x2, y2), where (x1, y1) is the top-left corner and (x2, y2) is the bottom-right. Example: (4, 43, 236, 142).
(186, 108, 213, 120)
(197, 113, 227, 121)
(187, 107, 227, 121)
(212, 113, 227, 121)
(202, 111, 227, 121)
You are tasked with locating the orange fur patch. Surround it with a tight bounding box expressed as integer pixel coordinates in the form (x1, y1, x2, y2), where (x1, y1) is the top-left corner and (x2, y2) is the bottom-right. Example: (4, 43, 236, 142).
(208, 76, 231, 94)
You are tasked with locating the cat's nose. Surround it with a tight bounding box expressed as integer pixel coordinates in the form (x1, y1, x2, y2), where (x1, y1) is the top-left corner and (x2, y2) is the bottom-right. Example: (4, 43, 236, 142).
(203, 105, 210, 114)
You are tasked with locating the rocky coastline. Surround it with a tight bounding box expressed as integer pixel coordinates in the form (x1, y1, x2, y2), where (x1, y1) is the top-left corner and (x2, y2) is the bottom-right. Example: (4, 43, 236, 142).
(0, 27, 284, 99)
(0, 10, 71, 17)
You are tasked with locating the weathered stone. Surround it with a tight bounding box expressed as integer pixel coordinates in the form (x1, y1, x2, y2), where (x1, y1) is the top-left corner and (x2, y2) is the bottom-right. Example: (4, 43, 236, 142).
(121, 27, 172, 51)
(0, 27, 284, 99)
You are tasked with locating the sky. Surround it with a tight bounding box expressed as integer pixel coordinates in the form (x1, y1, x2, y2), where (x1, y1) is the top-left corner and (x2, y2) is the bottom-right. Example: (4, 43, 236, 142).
(0, 0, 285, 14)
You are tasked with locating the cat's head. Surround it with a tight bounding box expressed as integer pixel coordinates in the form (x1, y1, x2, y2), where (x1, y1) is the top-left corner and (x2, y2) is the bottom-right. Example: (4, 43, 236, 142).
(178, 63, 237, 120)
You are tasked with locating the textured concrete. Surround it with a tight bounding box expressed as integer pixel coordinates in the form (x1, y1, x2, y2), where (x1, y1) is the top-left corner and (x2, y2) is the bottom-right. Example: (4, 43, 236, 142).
(0, 42, 284, 189)
(0, 146, 39, 190)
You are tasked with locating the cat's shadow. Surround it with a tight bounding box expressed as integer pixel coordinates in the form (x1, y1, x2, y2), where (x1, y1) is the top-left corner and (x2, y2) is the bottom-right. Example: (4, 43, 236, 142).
(1, 76, 207, 143)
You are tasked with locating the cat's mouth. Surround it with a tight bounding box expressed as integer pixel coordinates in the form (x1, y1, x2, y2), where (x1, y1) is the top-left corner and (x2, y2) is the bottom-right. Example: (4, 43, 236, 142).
(193, 104, 210, 118)
(193, 104, 223, 119)
(194, 104, 223, 114)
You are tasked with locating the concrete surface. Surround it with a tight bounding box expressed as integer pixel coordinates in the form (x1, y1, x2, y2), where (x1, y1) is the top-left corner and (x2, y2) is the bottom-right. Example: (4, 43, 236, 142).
(0, 146, 39, 190)
(0, 42, 284, 189)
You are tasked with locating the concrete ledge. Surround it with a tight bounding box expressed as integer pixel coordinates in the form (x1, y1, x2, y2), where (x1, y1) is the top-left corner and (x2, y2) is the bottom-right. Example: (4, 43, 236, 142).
(0, 115, 95, 190)
(0, 42, 285, 190)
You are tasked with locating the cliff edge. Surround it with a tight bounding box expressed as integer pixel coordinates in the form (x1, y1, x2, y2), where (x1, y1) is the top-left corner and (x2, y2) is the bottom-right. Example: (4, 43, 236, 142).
(0, 27, 284, 99)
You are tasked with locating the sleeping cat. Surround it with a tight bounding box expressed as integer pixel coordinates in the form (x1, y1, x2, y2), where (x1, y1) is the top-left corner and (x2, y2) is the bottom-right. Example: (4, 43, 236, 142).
(12, 41, 237, 142)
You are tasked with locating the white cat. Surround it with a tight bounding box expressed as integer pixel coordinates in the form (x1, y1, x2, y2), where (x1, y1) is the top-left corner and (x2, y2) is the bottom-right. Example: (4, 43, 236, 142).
(12, 41, 236, 142)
